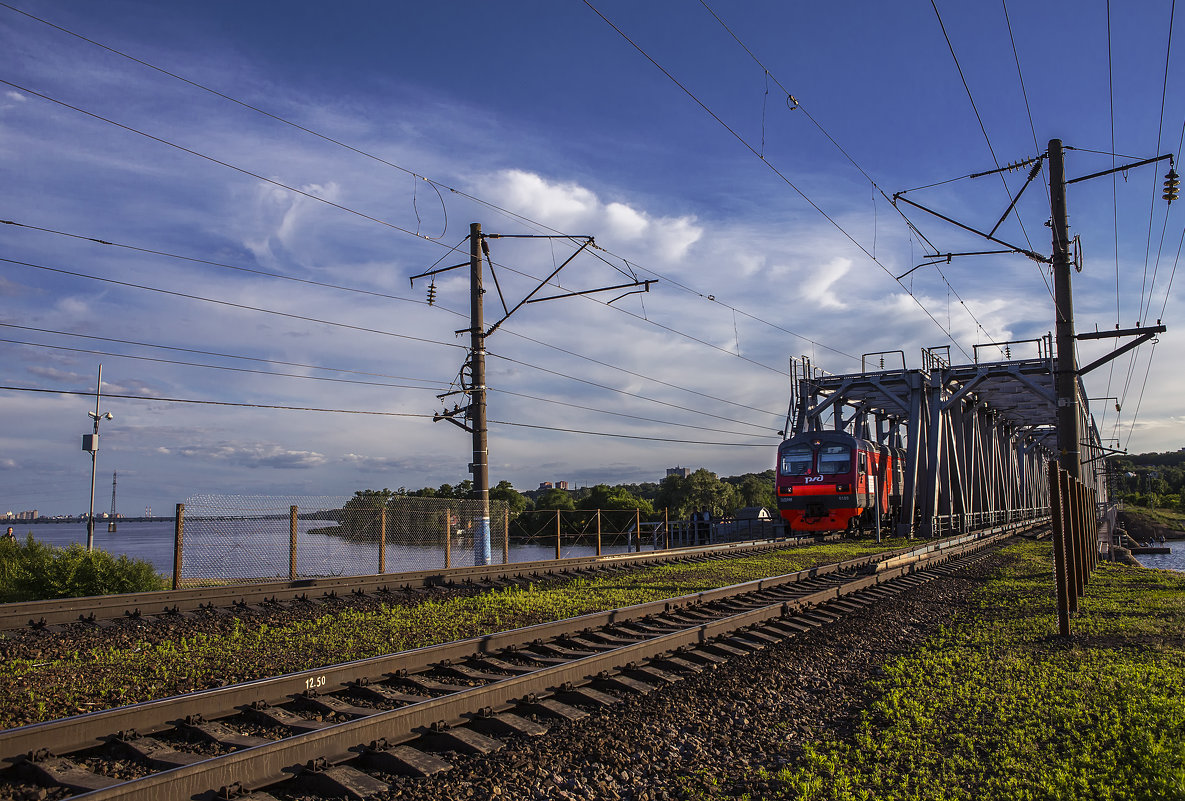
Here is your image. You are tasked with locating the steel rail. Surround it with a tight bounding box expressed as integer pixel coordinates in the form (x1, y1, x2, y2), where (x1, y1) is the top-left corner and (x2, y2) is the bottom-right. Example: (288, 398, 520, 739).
(0, 522, 1041, 768)
(0, 537, 822, 631)
(0, 557, 867, 764)
(48, 525, 1016, 801)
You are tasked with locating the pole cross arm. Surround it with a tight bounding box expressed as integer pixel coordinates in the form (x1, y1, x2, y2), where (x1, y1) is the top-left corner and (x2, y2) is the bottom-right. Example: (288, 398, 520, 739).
(891, 194, 1050, 263)
(484, 238, 595, 338)
(433, 405, 474, 433)
(1076, 325, 1166, 376)
(521, 279, 655, 306)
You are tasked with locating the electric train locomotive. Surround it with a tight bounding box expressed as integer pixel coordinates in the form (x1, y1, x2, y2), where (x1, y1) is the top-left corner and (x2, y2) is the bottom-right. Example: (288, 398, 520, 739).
(775, 431, 904, 533)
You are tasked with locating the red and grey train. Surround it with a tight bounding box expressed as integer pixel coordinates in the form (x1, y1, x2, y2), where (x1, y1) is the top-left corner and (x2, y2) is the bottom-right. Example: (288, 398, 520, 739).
(775, 431, 904, 533)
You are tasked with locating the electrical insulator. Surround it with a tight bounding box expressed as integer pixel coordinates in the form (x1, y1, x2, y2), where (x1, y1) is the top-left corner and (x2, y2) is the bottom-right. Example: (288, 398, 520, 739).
(426, 282, 437, 305)
(1004, 345, 1011, 359)
(1164, 168, 1180, 204)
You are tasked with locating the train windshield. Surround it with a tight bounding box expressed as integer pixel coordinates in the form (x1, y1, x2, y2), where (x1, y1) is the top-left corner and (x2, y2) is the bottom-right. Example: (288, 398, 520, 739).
(817, 444, 852, 475)
(780, 446, 812, 475)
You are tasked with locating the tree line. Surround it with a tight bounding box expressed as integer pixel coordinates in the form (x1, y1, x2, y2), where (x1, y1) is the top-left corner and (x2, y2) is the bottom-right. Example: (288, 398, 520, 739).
(1107, 450, 1185, 511)
(351, 468, 777, 522)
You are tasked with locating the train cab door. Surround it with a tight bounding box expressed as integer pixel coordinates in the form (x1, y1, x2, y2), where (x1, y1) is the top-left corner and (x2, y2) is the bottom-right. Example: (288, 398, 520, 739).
(856, 451, 868, 509)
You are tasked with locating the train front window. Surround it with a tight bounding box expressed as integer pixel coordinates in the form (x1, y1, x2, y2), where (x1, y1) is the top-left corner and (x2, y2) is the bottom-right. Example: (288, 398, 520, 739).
(780, 446, 812, 475)
(818, 445, 851, 475)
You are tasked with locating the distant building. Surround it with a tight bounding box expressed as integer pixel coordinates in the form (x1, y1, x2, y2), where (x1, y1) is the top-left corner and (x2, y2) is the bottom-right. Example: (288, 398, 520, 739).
(554, 481, 569, 490)
(538, 481, 569, 491)
(666, 466, 691, 479)
(538, 482, 553, 490)
(6, 510, 38, 521)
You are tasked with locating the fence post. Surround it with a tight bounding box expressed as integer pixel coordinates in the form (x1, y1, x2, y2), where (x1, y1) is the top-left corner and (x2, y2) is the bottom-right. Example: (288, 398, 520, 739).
(1061, 471, 1081, 611)
(172, 503, 184, 590)
(635, 508, 641, 552)
(289, 505, 298, 580)
(664, 508, 669, 550)
(445, 508, 452, 569)
(503, 507, 510, 565)
(1047, 461, 1070, 637)
(555, 509, 562, 560)
(596, 509, 602, 556)
(379, 506, 387, 575)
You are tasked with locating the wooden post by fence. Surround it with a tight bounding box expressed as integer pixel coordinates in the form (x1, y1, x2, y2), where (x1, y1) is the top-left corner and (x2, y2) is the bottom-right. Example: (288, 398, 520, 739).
(172, 503, 184, 590)
(379, 506, 387, 575)
(445, 508, 452, 569)
(1047, 460, 1070, 637)
(635, 508, 641, 552)
(1063, 470, 1081, 610)
(664, 507, 670, 550)
(289, 505, 298, 580)
(555, 509, 562, 560)
(503, 508, 510, 565)
(596, 509, 602, 556)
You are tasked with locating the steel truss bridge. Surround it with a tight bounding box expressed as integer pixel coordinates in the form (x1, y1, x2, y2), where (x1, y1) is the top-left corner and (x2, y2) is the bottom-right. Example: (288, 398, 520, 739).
(786, 336, 1109, 538)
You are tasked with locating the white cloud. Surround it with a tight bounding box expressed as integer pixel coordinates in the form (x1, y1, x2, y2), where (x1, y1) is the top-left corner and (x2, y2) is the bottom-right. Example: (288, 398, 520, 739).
(480, 170, 703, 263)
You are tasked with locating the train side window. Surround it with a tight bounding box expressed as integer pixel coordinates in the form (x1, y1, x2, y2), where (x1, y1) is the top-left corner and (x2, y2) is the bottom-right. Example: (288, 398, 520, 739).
(818, 445, 851, 475)
(780, 446, 812, 475)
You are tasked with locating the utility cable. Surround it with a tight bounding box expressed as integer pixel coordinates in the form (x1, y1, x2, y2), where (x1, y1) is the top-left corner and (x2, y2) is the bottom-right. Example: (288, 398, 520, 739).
(0, 78, 453, 248)
(0, 3, 854, 371)
(486, 387, 777, 438)
(0, 322, 447, 384)
(0, 337, 451, 391)
(0, 333, 774, 437)
(0, 384, 439, 417)
(0, 256, 468, 350)
(487, 351, 783, 429)
(487, 418, 774, 447)
(583, 0, 975, 362)
(0, 383, 774, 447)
(0, 222, 786, 427)
(929, 0, 1051, 309)
(0, 218, 456, 310)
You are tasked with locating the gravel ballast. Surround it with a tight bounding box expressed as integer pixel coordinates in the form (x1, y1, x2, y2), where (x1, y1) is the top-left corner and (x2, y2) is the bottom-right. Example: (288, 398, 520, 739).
(273, 556, 997, 801)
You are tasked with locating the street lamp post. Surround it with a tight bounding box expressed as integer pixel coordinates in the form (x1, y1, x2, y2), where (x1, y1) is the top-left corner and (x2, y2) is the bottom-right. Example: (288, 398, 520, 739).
(82, 365, 113, 551)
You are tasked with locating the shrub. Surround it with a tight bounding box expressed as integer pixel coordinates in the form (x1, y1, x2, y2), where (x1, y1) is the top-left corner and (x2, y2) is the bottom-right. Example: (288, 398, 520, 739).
(0, 535, 167, 602)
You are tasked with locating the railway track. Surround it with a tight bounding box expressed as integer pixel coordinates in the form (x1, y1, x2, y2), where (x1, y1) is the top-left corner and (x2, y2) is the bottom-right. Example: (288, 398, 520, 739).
(0, 537, 832, 632)
(0, 524, 1034, 800)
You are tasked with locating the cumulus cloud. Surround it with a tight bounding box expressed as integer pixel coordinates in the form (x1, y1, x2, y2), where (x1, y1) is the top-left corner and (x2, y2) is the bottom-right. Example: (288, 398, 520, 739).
(480, 170, 703, 261)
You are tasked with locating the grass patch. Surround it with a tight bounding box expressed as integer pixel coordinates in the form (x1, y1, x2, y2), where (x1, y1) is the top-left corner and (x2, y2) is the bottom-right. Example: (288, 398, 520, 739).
(746, 540, 1185, 801)
(0, 535, 167, 603)
(0, 538, 903, 728)
(1123, 507, 1185, 533)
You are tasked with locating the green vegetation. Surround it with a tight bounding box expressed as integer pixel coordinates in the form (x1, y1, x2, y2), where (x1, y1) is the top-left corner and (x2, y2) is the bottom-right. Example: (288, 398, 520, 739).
(0, 535, 167, 603)
(0, 539, 902, 728)
(1123, 506, 1185, 533)
(737, 540, 1185, 800)
(1110, 449, 1185, 512)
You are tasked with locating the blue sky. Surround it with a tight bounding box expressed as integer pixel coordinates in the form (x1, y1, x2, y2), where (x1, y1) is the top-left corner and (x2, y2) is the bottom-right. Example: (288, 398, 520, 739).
(1, 1, 1182, 517)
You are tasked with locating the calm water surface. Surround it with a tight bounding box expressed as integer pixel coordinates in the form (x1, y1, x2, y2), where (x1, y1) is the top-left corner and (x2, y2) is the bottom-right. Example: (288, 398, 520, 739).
(9, 520, 652, 580)
(1132, 543, 1185, 574)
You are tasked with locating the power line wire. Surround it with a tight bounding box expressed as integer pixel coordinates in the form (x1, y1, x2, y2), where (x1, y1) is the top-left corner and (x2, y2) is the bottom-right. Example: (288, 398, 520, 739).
(0, 78, 449, 246)
(1, 219, 780, 419)
(0, 3, 850, 371)
(487, 351, 782, 428)
(0, 334, 775, 438)
(0, 383, 773, 447)
(0, 337, 451, 391)
(0, 256, 467, 350)
(584, 0, 977, 362)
